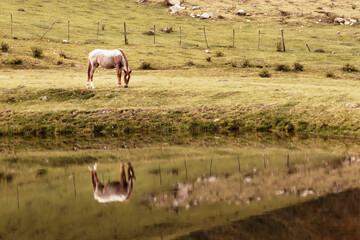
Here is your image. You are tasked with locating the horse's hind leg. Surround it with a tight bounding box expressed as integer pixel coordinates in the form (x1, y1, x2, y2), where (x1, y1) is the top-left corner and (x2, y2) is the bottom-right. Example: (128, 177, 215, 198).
(86, 61, 92, 88)
(89, 63, 98, 89)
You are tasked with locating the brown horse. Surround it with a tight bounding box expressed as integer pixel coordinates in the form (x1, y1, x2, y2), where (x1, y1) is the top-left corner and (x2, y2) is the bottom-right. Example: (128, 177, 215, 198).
(89, 163, 135, 203)
(87, 49, 132, 89)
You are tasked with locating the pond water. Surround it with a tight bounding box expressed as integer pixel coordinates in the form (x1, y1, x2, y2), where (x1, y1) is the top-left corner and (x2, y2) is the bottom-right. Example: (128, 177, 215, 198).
(0, 134, 359, 240)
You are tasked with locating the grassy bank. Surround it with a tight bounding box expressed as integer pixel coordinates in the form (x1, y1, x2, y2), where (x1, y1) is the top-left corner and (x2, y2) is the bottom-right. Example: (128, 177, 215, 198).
(0, 69, 359, 137)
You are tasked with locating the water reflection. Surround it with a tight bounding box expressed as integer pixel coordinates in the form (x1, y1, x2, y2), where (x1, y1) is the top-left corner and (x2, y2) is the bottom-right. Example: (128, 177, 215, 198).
(90, 162, 135, 203)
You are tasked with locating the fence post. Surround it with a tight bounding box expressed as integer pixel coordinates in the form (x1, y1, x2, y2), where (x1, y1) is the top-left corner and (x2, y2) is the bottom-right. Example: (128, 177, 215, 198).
(68, 21, 70, 42)
(124, 22, 128, 45)
(238, 156, 240, 172)
(263, 154, 266, 169)
(203, 27, 209, 48)
(287, 154, 290, 168)
(306, 44, 311, 52)
(40, 21, 56, 40)
(233, 29, 235, 48)
(257, 29, 261, 50)
(11, 14, 13, 35)
(209, 158, 213, 176)
(97, 22, 99, 41)
(179, 26, 182, 46)
(281, 29, 286, 52)
(154, 25, 156, 45)
(73, 173, 77, 197)
(17, 185, 19, 210)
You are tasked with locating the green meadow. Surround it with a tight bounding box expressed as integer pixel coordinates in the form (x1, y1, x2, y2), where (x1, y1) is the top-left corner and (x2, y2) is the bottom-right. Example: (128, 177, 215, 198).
(0, 0, 359, 137)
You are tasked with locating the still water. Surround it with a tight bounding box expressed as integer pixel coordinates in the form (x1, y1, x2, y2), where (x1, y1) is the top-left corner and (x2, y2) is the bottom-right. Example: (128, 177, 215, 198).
(0, 134, 359, 240)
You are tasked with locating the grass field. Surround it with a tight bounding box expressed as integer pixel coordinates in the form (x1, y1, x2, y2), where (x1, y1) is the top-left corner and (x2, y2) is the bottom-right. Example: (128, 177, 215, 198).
(0, 0, 359, 137)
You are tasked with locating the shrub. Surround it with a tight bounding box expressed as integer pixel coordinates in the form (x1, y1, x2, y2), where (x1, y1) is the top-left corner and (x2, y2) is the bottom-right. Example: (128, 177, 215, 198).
(31, 46, 43, 58)
(276, 42, 282, 52)
(206, 56, 211, 62)
(215, 51, 224, 57)
(231, 61, 237, 67)
(293, 62, 304, 71)
(101, 24, 105, 30)
(326, 72, 335, 78)
(342, 63, 358, 72)
(241, 59, 251, 68)
(259, 69, 271, 78)
(185, 61, 195, 66)
(57, 60, 63, 65)
(59, 50, 67, 59)
(140, 62, 152, 70)
(8, 58, 22, 65)
(1, 42, 9, 52)
(275, 64, 291, 72)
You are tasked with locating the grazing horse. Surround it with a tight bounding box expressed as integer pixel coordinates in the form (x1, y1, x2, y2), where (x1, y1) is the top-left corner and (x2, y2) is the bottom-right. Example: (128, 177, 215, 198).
(87, 49, 132, 89)
(88, 163, 136, 203)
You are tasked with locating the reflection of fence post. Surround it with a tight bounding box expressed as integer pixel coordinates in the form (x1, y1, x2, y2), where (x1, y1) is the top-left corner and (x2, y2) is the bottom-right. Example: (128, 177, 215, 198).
(281, 29, 286, 52)
(124, 22, 128, 45)
(287, 154, 290, 167)
(263, 154, 266, 169)
(97, 22, 99, 41)
(159, 165, 162, 184)
(40, 21, 56, 40)
(73, 173, 77, 197)
(209, 158, 213, 176)
(179, 26, 182, 46)
(203, 27, 209, 48)
(184, 160, 187, 181)
(17, 185, 20, 210)
(11, 14, 13, 35)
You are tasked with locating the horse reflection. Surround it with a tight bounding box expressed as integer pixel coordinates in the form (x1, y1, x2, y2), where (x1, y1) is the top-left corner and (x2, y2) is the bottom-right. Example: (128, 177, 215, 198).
(89, 163, 135, 203)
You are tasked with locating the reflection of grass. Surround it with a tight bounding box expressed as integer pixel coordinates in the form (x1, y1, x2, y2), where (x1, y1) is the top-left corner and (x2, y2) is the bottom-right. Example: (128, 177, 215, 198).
(0, 140, 358, 240)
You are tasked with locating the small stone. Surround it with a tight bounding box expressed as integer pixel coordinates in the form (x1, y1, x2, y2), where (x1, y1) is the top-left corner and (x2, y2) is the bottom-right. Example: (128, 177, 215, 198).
(213, 118, 220, 122)
(205, 50, 210, 53)
(192, 6, 200, 10)
(337, 31, 340, 34)
(237, 9, 246, 16)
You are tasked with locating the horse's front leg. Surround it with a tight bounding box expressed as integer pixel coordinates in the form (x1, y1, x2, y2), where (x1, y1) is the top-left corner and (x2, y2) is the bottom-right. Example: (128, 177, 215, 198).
(116, 66, 122, 87)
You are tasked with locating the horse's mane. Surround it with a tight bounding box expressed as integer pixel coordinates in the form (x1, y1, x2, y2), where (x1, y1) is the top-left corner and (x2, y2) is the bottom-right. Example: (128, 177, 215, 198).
(117, 49, 129, 71)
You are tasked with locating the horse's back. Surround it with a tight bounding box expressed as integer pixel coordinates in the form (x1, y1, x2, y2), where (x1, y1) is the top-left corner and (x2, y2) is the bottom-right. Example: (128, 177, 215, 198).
(89, 49, 121, 59)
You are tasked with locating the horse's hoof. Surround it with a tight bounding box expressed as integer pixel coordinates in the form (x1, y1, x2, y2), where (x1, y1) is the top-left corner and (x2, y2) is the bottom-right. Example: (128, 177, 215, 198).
(124, 86, 128, 88)
(117, 85, 122, 88)
(94, 163, 97, 171)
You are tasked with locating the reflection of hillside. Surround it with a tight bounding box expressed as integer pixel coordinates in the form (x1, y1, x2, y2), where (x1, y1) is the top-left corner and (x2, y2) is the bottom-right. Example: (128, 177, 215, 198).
(177, 188, 360, 240)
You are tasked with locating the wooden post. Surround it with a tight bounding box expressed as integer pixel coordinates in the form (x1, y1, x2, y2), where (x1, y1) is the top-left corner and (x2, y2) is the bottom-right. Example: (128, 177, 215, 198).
(68, 21, 70, 42)
(153, 25, 156, 45)
(281, 29, 286, 52)
(257, 29, 261, 50)
(73, 173, 77, 197)
(11, 14, 13, 35)
(97, 22, 99, 41)
(17, 186, 19, 210)
(124, 22, 128, 45)
(40, 21, 56, 40)
(238, 156, 240, 172)
(184, 160, 187, 181)
(233, 29, 235, 48)
(159, 165, 162, 184)
(306, 44, 311, 52)
(102, 172, 104, 183)
(209, 158, 213, 176)
(263, 154, 266, 169)
(287, 154, 290, 168)
(179, 26, 182, 46)
(203, 27, 209, 48)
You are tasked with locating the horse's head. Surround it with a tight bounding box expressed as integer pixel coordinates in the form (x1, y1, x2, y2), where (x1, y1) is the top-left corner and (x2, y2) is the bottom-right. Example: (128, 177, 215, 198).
(124, 70, 132, 88)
